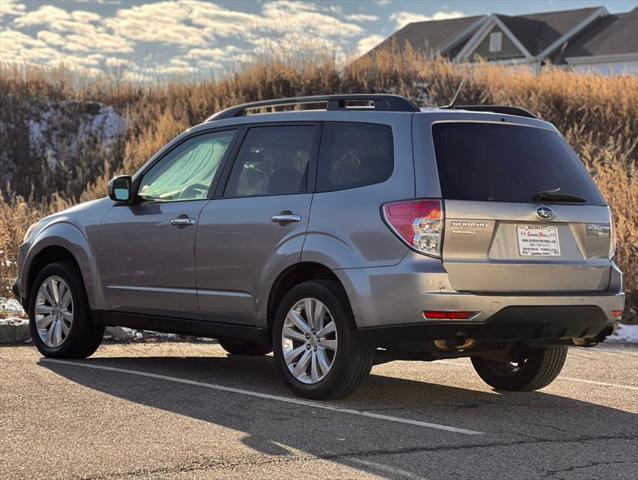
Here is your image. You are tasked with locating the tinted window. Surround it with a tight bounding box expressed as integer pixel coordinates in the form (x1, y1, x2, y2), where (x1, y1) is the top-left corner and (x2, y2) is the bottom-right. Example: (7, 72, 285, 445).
(432, 123, 604, 205)
(225, 126, 315, 197)
(139, 130, 236, 202)
(317, 122, 393, 192)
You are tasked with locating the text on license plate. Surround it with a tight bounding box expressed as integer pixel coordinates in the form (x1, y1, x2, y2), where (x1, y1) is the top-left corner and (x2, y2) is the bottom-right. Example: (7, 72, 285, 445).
(517, 225, 561, 256)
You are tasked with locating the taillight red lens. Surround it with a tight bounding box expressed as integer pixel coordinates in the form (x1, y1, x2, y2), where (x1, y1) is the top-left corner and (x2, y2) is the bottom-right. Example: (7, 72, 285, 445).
(382, 199, 443, 257)
(423, 311, 477, 320)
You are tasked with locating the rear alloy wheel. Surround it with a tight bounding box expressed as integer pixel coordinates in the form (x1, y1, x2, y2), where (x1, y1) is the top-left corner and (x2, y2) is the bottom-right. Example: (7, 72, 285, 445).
(281, 297, 338, 384)
(471, 345, 568, 391)
(273, 281, 374, 399)
(29, 262, 104, 359)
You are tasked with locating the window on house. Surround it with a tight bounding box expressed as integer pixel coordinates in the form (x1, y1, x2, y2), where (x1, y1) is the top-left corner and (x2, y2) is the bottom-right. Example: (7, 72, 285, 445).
(489, 32, 502, 52)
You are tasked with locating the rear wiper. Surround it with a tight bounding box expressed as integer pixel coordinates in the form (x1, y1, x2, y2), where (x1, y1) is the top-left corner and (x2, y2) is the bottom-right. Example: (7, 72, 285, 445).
(532, 189, 586, 203)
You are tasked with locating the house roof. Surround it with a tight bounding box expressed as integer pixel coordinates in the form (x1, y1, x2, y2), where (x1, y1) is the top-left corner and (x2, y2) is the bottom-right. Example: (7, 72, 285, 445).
(368, 15, 485, 57)
(365, 5, 634, 63)
(514, 7, 603, 55)
(563, 7, 638, 58)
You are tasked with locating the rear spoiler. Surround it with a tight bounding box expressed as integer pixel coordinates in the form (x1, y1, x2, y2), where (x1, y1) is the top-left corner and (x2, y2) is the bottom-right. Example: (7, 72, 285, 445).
(444, 105, 537, 119)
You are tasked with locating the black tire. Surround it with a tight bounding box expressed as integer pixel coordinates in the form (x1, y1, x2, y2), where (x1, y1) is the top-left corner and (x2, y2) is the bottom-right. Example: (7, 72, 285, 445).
(218, 338, 272, 356)
(272, 280, 374, 399)
(471, 345, 568, 391)
(29, 261, 104, 359)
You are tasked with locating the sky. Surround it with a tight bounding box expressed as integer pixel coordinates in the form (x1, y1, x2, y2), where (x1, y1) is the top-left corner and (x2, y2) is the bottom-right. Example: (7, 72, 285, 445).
(0, 0, 636, 80)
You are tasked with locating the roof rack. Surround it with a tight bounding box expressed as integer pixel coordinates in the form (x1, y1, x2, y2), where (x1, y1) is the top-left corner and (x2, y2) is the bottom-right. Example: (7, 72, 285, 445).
(207, 94, 420, 121)
(445, 105, 537, 119)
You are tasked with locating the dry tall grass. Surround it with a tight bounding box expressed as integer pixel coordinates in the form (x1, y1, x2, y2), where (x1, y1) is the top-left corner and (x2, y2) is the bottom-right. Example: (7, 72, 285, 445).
(1, 52, 636, 319)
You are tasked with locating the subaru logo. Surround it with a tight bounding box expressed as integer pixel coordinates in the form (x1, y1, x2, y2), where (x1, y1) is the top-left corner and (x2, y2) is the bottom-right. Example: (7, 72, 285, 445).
(536, 207, 554, 219)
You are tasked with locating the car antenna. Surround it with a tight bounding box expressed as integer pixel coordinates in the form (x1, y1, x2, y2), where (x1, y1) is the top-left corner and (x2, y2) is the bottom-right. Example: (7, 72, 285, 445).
(441, 77, 466, 109)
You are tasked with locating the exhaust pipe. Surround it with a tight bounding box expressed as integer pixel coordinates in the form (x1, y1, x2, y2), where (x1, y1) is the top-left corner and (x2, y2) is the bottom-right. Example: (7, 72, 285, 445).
(434, 334, 476, 352)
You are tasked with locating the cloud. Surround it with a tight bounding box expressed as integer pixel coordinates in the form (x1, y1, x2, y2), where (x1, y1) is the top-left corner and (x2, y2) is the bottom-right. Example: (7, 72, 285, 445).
(0, 28, 104, 75)
(260, 1, 363, 38)
(1, 0, 381, 79)
(14, 5, 71, 27)
(0, 0, 25, 20)
(68, 0, 122, 4)
(105, 1, 208, 46)
(390, 10, 464, 29)
(12, 4, 132, 58)
(185, 45, 244, 61)
(345, 14, 379, 22)
(356, 34, 384, 55)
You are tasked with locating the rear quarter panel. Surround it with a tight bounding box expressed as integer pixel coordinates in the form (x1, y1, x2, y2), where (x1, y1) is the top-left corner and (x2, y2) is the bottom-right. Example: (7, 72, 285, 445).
(302, 114, 414, 269)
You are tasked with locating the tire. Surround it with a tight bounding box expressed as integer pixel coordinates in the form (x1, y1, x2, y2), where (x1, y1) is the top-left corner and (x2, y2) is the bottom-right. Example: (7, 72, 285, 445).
(272, 280, 374, 399)
(29, 261, 104, 359)
(471, 345, 568, 391)
(218, 338, 272, 356)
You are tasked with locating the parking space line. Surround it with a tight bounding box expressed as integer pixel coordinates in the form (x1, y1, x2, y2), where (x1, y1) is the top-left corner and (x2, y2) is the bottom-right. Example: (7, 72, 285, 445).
(557, 377, 638, 391)
(42, 359, 484, 435)
(437, 360, 638, 391)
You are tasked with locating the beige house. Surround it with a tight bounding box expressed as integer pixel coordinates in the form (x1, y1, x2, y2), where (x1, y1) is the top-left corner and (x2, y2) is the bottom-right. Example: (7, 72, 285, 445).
(365, 6, 638, 75)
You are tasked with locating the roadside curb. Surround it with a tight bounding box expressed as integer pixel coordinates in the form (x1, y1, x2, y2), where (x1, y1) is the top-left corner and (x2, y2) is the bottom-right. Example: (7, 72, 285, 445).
(0, 318, 30, 344)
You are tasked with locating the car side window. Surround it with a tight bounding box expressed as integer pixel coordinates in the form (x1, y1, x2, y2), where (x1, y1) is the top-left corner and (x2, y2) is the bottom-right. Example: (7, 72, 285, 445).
(316, 122, 393, 192)
(224, 125, 315, 197)
(138, 130, 236, 202)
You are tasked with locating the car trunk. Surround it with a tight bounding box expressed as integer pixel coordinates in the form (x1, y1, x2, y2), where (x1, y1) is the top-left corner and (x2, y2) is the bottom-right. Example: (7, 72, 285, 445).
(432, 121, 613, 293)
(443, 200, 612, 292)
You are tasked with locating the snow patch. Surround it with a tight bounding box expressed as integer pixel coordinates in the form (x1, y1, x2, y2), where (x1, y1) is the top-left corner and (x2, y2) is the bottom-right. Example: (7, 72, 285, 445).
(608, 323, 638, 344)
(28, 101, 126, 171)
(0, 297, 24, 315)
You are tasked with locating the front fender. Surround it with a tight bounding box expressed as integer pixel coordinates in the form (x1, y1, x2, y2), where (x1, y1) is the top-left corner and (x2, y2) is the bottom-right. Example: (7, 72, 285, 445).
(21, 221, 104, 310)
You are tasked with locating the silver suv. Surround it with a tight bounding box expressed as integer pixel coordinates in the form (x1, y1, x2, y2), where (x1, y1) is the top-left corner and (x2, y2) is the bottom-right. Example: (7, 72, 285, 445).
(13, 94, 625, 399)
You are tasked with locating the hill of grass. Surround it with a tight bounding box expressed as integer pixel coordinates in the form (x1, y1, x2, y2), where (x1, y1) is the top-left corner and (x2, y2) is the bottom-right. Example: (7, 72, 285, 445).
(1, 51, 636, 321)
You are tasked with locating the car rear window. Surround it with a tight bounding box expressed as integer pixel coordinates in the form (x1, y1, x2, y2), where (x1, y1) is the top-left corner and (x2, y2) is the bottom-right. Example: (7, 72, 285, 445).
(316, 122, 393, 192)
(432, 123, 604, 205)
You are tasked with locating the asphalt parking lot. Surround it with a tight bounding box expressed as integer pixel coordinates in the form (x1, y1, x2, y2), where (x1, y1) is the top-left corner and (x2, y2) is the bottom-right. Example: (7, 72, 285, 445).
(1, 342, 637, 480)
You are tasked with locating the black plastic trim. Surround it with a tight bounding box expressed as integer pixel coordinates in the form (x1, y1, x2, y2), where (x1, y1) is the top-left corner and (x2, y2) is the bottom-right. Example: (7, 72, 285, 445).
(357, 306, 612, 347)
(93, 311, 269, 344)
(208, 95, 420, 121)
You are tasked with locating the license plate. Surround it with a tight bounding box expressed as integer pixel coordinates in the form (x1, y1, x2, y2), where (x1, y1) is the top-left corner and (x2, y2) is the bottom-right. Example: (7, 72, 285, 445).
(517, 225, 561, 256)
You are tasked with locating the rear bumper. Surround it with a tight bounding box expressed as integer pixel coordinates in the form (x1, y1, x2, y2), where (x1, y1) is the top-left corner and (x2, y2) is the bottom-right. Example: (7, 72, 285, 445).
(334, 253, 625, 341)
(358, 306, 618, 348)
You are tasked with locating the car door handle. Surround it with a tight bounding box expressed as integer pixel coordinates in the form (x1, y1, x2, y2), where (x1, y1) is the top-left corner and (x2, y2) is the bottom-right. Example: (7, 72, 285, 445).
(271, 214, 302, 224)
(170, 217, 196, 226)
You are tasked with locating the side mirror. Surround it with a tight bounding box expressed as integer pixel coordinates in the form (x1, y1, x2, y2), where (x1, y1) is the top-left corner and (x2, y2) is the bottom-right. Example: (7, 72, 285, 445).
(108, 175, 132, 203)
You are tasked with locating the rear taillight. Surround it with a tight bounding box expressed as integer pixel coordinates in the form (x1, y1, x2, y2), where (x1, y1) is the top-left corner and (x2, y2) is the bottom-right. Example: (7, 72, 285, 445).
(609, 212, 616, 260)
(382, 199, 443, 258)
(423, 311, 478, 320)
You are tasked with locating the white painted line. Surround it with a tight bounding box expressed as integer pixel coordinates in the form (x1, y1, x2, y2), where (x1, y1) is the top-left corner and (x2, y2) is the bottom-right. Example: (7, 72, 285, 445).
(557, 377, 638, 392)
(42, 359, 483, 435)
(438, 360, 638, 392)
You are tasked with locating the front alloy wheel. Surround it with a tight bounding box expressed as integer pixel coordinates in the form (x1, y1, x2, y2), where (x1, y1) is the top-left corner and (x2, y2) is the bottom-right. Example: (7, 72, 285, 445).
(29, 262, 104, 359)
(281, 298, 338, 384)
(35, 276, 74, 348)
